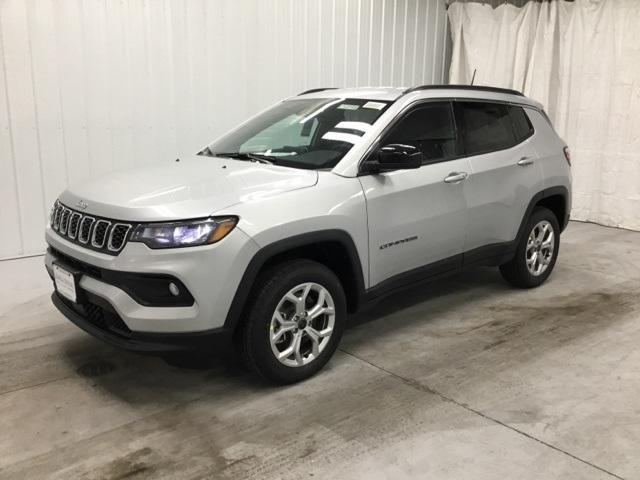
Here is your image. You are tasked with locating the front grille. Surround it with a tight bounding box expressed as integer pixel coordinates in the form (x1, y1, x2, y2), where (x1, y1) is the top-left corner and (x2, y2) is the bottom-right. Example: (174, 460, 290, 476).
(60, 294, 132, 338)
(84, 301, 104, 324)
(91, 220, 110, 248)
(59, 208, 71, 234)
(68, 212, 81, 239)
(53, 205, 63, 229)
(50, 201, 135, 255)
(108, 224, 131, 251)
(83, 301, 131, 337)
(78, 216, 94, 243)
(48, 246, 102, 277)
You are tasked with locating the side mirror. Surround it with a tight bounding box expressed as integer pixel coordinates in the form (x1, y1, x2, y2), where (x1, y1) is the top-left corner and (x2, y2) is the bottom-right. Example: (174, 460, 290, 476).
(364, 144, 424, 173)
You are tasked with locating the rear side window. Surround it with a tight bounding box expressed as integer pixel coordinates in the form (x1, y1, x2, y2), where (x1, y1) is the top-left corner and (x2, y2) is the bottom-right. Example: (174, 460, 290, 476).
(382, 101, 457, 163)
(508, 106, 534, 142)
(457, 102, 515, 156)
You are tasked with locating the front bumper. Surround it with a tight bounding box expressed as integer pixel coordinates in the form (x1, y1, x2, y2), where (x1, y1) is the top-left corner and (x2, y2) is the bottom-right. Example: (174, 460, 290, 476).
(45, 224, 260, 336)
(51, 292, 228, 352)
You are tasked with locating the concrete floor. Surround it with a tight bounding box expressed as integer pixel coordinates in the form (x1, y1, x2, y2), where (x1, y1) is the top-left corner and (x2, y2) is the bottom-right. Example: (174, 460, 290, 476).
(1, 221, 639, 479)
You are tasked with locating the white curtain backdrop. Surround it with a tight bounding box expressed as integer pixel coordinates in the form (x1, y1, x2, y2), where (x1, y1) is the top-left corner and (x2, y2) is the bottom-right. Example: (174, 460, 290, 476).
(448, 0, 640, 231)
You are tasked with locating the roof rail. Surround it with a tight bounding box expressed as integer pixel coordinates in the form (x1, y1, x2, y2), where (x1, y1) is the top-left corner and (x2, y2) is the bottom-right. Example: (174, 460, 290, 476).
(298, 87, 338, 96)
(404, 84, 524, 97)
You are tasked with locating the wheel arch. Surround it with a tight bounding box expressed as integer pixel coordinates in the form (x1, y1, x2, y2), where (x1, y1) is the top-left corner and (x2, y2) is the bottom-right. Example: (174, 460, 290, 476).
(516, 186, 570, 245)
(535, 193, 567, 231)
(224, 230, 366, 334)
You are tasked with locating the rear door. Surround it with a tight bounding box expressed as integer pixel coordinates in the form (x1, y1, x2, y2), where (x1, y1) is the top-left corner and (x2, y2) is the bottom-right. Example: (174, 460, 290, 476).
(454, 101, 544, 257)
(359, 101, 471, 287)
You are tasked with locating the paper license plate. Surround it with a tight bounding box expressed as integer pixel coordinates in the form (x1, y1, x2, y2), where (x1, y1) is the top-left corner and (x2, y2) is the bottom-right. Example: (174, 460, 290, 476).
(54, 264, 77, 303)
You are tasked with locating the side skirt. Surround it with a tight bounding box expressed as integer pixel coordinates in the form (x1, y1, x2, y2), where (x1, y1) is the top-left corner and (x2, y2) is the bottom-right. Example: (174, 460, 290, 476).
(362, 241, 516, 304)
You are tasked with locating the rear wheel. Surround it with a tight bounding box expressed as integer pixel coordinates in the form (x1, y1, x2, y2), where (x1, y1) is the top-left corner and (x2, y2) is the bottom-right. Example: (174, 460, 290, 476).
(238, 259, 346, 384)
(500, 206, 560, 288)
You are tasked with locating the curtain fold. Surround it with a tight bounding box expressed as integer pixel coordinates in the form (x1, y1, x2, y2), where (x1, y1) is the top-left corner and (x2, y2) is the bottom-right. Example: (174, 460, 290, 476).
(448, 0, 640, 231)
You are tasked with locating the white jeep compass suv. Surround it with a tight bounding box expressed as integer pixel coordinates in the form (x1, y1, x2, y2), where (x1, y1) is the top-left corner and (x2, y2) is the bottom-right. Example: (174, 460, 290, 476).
(46, 85, 572, 383)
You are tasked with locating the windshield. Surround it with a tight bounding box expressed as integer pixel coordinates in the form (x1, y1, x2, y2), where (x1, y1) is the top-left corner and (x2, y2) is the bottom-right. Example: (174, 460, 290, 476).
(199, 98, 392, 170)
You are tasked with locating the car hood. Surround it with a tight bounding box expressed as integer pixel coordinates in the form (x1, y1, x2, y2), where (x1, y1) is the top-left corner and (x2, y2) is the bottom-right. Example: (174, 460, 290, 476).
(59, 155, 318, 221)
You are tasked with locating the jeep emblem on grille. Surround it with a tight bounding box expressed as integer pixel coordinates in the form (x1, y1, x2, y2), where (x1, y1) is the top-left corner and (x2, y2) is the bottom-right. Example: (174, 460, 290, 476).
(76, 200, 88, 210)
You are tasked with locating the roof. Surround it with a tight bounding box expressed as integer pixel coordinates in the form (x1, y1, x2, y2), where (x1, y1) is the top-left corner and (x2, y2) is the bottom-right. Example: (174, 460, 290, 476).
(296, 87, 406, 101)
(295, 85, 539, 109)
(404, 84, 523, 96)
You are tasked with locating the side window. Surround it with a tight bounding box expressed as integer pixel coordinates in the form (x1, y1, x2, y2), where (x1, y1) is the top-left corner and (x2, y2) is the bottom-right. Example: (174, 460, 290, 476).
(457, 102, 516, 156)
(508, 105, 534, 142)
(382, 102, 457, 163)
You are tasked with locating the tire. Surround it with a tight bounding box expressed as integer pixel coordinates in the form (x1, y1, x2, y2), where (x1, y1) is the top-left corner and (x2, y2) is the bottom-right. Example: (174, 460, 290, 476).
(500, 206, 560, 288)
(238, 259, 346, 384)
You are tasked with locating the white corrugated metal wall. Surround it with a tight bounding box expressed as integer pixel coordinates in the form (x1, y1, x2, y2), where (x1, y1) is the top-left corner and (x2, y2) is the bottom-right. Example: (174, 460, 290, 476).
(0, 0, 450, 259)
(447, 0, 529, 7)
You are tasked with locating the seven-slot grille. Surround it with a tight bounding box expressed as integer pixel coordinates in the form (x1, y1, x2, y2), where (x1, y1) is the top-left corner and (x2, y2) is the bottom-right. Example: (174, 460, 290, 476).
(50, 201, 134, 255)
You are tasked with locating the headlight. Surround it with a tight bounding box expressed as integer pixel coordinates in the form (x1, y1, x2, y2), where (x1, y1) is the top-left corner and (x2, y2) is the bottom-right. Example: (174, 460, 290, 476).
(130, 217, 238, 249)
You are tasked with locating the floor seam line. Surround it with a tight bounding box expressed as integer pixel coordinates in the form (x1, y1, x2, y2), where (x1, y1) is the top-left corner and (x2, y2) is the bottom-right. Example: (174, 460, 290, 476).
(0, 374, 78, 397)
(339, 348, 625, 480)
(570, 219, 640, 234)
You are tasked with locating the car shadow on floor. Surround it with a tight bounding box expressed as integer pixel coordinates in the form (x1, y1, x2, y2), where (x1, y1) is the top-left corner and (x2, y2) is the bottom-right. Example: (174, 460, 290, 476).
(59, 264, 634, 403)
(341, 264, 637, 388)
(347, 266, 508, 329)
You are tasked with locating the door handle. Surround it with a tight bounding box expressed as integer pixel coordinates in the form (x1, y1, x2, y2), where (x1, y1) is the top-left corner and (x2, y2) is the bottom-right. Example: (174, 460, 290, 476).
(517, 156, 534, 166)
(444, 172, 469, 184)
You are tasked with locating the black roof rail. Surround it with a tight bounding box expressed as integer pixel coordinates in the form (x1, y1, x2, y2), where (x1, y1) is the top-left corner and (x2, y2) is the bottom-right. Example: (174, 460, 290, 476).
(298, 87, 339, 96)
(404, 84, 524, 97)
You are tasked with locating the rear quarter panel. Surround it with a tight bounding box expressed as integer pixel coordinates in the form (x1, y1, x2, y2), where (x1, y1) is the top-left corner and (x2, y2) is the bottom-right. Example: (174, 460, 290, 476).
(527, 108, 573, 212)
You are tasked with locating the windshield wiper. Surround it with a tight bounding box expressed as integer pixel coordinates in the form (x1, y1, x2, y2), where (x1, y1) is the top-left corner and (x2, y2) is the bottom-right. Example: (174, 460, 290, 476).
(198, 145, 215, 157)
(212, 152, 276, 165)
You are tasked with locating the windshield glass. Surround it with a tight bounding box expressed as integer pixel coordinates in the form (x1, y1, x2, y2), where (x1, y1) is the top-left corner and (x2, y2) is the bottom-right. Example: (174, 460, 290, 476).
(200, 98, 392, 170)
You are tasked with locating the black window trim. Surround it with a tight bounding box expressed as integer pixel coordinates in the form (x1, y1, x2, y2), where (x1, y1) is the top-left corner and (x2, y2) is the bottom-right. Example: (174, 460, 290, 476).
(383, 100, 461, 166)
(359, 99, 465, 174)
(453, 99, 535, 158)
(511, 104, 536, 142)
(358, 97, 537, 175)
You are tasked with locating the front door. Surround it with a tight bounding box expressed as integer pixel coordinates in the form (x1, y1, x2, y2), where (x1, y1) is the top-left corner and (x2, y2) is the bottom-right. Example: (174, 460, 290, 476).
(359, 101, 471, 288)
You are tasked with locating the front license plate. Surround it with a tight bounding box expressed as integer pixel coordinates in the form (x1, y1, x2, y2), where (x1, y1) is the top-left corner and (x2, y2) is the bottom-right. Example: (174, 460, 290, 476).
(54, 264, 77, 303)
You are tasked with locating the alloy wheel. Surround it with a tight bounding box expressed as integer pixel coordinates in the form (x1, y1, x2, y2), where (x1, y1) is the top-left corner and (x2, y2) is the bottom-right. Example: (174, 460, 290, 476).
(269, 282, 336, 367)
(526, 220, 555, 276)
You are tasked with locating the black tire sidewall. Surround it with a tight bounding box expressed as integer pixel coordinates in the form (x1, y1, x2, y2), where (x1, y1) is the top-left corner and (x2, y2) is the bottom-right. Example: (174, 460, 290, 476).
(244, 260, 347, 384)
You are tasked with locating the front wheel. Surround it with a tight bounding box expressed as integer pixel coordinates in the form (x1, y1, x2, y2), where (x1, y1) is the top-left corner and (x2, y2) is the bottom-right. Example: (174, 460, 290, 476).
(500, 206, 560, 288)
(238, 259, 346, 384)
